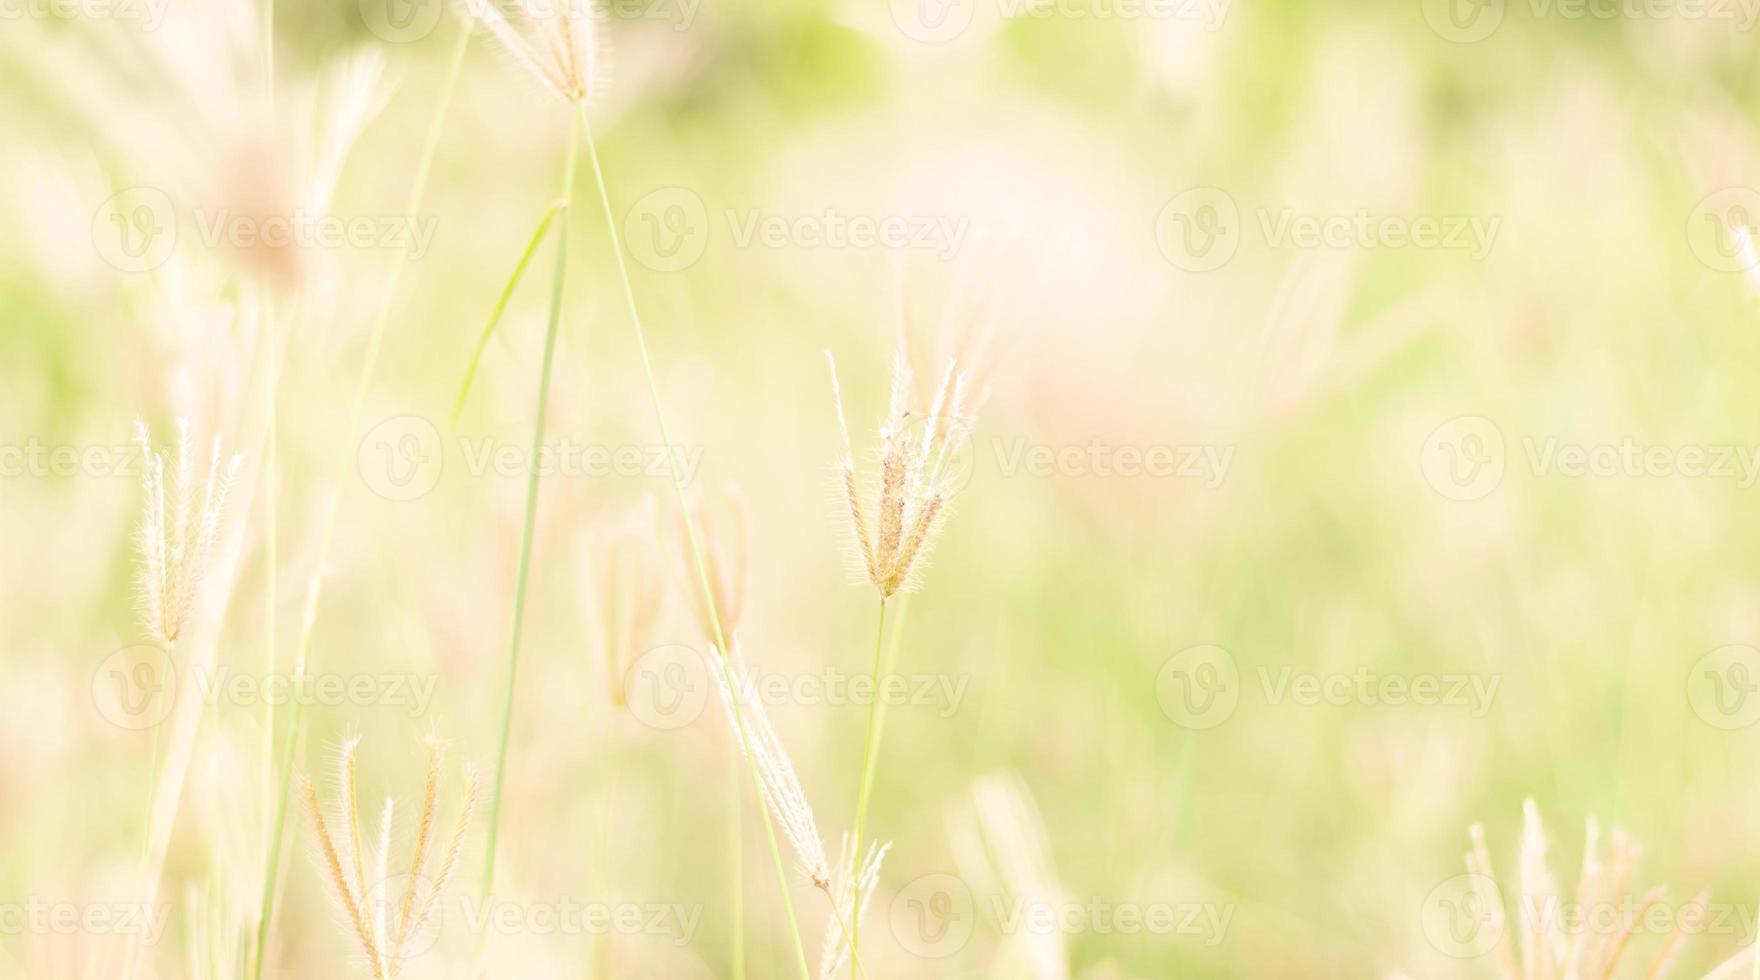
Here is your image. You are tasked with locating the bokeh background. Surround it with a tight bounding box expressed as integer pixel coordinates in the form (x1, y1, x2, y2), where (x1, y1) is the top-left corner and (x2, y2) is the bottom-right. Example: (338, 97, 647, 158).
(4, 0, 1760, 975)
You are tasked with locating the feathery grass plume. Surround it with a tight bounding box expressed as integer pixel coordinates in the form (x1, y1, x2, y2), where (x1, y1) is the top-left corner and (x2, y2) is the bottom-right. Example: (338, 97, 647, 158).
(133, 418, 243, 647)
(662, 482, 750, 644)
(819, 834, 890, 980)
(1453, 798, 1743, 980)
(705, 652, 830, 889)
(304, 737, 479, 978)
(825, 342, 978, 599)
(581, 501, 666, 709)
(460, 0, 609, 105)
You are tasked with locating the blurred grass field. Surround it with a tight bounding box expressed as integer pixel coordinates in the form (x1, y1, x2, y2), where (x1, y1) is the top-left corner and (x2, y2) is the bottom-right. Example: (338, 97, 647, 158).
(6, 0, 1760, 976)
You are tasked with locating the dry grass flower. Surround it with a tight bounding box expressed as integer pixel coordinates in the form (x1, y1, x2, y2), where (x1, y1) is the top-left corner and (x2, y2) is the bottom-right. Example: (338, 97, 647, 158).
(819, 833, 891, 980)
(305, 736, 479, 979)
(706, 653, 829, 889)
(461, 0, 608, 106)
(825, 345, 979, 599)
(133, 418, 243, 647)
(1451, 799, 1752, 980)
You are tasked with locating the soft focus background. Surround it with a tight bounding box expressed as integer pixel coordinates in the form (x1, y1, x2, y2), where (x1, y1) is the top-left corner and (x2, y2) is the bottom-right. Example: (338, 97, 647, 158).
(4, 0, 1760, 976)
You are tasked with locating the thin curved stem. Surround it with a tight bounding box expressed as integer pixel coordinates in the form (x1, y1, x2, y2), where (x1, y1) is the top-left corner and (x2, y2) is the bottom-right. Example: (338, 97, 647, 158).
(481, 109, 579, 900)
(845, 597, 886, 971)
(576, 103, 811, 980)
(248, 26, 472, 980)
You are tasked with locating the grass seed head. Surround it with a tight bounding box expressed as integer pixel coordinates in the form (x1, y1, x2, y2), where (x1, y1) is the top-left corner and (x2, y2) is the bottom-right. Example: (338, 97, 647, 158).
(133, 418, 243, 647)
(461, 0, 609, 106)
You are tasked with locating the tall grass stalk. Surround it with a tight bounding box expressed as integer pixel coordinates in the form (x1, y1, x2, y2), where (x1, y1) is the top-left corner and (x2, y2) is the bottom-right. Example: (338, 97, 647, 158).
(247, 26, 471, 979)
(730, 745, 744, 980)
(846, 597, 886, 965)
(480, 109, 579, 901)
(575, 103, 811, 979)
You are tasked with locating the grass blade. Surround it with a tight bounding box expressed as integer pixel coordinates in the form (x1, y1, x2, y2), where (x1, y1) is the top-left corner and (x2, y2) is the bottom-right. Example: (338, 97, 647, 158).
(450, 201, 561, 428)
